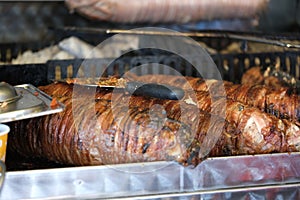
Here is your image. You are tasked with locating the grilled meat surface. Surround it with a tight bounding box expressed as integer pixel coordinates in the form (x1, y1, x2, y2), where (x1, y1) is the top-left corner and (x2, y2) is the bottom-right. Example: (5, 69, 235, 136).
(133, 74, 300, 125)
(9, 83, 234, 166)
(8, 82, 300, 166)
(241, 66, 299, 89)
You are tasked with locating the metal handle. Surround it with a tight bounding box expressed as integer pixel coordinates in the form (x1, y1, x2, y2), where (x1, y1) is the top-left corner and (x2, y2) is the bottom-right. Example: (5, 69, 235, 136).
(125, 81, 185, 100)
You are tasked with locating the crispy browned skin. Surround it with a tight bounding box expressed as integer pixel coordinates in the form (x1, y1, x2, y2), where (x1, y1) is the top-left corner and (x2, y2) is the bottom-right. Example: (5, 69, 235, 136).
(241, 66, 264, 86)
(134, 74, 300, 124)
(122, 90, 299, 155)
(192, 91, 300, 154)
(9, 82, 300, 167)
(241, 66, 298, 89)
(9, 83, 237, 166)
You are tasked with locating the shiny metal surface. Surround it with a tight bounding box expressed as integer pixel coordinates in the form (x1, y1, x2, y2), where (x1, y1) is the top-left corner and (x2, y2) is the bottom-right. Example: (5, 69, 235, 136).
(107, 29, 300, 49)
(0, 82, 20, 103)
(1, 153, 300, 199)
(0, 84, 64, 123)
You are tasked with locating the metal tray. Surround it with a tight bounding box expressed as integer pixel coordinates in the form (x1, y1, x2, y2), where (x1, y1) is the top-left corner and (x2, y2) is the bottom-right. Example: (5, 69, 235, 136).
(0, 84, 64, 123)
(1, 153, 300, 199)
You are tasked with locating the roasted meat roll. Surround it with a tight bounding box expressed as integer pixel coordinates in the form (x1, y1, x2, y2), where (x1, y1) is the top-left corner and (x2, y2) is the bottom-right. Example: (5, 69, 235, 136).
(8, 82, 300, 166)
(134, 74, 300, 125)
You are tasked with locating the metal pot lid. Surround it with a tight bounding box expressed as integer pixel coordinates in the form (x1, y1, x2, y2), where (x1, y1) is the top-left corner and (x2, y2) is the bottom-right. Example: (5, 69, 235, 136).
(0, 82, 21, 104)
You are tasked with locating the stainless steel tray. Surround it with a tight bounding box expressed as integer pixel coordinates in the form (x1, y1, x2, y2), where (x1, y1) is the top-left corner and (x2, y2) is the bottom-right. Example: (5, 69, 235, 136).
(1, 153, 300, 199)
(0, 84, 64, 123)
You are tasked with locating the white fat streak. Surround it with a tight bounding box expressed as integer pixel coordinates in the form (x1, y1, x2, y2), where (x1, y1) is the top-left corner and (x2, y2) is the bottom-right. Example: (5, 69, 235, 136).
(184, 95, 197, 106)
(286, 123, 300, 148)
(277, 120, 285, 131)
(167, 137, 183, 158)
(244, 114, 264, 144)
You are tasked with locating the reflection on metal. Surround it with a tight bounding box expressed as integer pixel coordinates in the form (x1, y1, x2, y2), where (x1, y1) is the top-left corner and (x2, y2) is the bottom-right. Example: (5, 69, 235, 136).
(1, 153, 300, 199)
(0, 84, 64, 123)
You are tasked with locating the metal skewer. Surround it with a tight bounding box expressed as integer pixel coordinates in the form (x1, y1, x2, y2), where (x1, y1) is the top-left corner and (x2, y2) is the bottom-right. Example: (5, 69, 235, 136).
(106, 29, 300, 49)
(55, 27, 300, 49)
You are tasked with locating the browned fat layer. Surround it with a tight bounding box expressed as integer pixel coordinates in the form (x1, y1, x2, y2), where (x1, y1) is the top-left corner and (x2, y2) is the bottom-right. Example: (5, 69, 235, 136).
(244, 85, 267, 110)
(185, 78, 207, 91)
(54, 99, 73, 161)
(184, 114, 228, 165)
(55, 98, 72, 158)
(131, 109, 155, 154)
(134, 110, 159, 154)
(50, 112, 61, 161)
(241, 66, 264, 85)
(140, 74, 300, 124)
(194, 91, 212, 111)
(32, 118, 42, 155)
(48, 113, 62, 162)
(57, 85, 73, 96)
(50, 115, 62, 161)
(62, 102, 77, 164)
(119, 108, 138, 153)
(37, 116, 47, 157)
(163, 101, 183, 121)
(126, 95, 199, 129)
(76, 102, 98, 149)
(45, 113, 56, 160)
(205, 116, 229, 154)
(59, 102, 74, 163)
(24, 118, 33, 154)
(116, 107, 134, 153)
(21, 120, 31, 155)
(45, 83, 69, 96)
(97, 106, 114, 133)
(223, 101, 244, 125)
(266, 89, 287, 118)
(166, 101, 199, 127)
(15, 121, 30, 156)
(206, 81, 231, 96)
(230, 84, 254, 105)
(124, 108, 141, 152)
(63, 100, 83, 164)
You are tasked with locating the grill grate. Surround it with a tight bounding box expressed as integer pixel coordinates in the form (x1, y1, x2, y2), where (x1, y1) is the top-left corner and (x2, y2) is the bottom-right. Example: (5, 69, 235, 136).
(0, 30, 300, 86)
(46, 51, 300, 84)
(1, 51, 300, 86)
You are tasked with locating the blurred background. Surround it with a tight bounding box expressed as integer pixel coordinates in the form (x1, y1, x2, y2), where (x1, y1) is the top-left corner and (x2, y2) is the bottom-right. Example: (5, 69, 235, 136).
(0, 0, 298, 43)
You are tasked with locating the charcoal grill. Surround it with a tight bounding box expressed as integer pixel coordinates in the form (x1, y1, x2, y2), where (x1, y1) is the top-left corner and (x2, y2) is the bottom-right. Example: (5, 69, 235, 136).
(0, 30, 300, 199)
